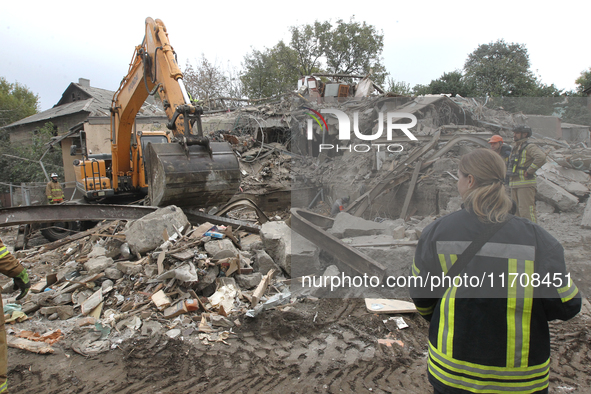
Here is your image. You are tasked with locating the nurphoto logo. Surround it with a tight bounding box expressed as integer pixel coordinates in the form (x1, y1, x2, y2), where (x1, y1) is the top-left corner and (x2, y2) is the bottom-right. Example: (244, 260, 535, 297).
(303, 107, 418, 153)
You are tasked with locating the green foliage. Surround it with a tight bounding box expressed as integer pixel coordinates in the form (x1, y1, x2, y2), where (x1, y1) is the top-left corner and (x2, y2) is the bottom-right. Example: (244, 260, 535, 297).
(412, 71, 476, 97)
(386, 78, 412, 96)
(0, 77, 39, 127)
(241, 17, 387, 98)
(575, 67, 591, 95)
(0, 122, 63, 184)
(463, 39, 538, 97)
(321, 18, 387, 85)
(241, 43, 301, 99)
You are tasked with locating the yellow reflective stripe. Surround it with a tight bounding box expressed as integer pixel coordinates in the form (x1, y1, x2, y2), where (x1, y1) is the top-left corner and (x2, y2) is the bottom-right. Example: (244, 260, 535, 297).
(438, 286, 455, 354)
(558, 279, 579, 303)
(438, 254, 448, 273)
(520, 261, 534, 367)
(507, 259, 534, 368)
(0, 247, 8, 259)
(507, 259, 518, 368)
(428, 359, 549, 393)
(429, 343, 549, 380)
(416, 305, 435, 315)
(509, 179, 537, 187)
(446, 285, 458, 356)
(438, 254, 457, 275)
(0, 380, 7, 393)
(412, 259, 420, 276)
(530, 163, 540, 170)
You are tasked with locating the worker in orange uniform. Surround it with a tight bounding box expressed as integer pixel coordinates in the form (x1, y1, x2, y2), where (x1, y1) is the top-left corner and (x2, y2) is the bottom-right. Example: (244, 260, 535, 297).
(488, 135, 511, 162)
(0, 239, 30, 393)
(45, 173, 64, 204)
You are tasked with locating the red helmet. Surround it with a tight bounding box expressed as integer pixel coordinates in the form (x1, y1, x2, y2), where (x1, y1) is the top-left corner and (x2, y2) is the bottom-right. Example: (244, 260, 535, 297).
(488, 135, 503, 144)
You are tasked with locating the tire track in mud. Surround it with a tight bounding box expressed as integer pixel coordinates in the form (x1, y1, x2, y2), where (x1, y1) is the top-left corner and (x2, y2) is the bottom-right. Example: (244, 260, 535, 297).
(8, 298, 591, 393)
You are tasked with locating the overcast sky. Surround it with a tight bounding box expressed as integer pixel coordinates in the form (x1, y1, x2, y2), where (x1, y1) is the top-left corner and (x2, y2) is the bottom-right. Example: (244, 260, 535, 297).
(2, 1, 589, 111)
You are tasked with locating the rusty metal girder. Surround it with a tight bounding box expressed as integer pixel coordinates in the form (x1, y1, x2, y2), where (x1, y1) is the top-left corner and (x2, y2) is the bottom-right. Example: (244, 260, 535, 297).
(290, 208, 386, 279)
(0, 204, 261, 233)
(0, 204, 157, 227)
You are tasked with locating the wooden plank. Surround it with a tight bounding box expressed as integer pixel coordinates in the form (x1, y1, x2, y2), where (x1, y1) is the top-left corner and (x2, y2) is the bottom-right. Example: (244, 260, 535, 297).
(251, 269, 275, 307)
(7, 336, 54, 354)
(157, 252, 165, 276)
(400, 160, 423, 220)
(365, 298, 417, 314)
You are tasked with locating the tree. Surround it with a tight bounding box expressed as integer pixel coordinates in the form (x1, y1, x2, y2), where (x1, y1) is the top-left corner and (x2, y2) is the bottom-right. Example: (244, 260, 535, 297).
(183, 55, 245, 109)
(575, 67, 591, 95)
(0, 77, 39, 127)
(321, 18, 387, 85)
(386, 78, 412, 96)
(241, 43, 301, 99)
(0, 122, 63, 184)
(463, 40, 538, 97)
(241, 18, 388, 98)
(412, 71, 476, 97)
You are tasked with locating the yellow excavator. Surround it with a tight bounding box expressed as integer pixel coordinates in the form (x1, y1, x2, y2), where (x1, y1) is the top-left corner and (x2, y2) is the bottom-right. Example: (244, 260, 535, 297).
(73, 17, 240, 208)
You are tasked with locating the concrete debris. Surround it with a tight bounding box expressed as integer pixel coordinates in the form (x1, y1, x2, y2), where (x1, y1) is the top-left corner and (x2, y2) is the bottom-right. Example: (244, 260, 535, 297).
(2, 93, 591, 358)
(330, 212, 390, 238)
(536, 178, 579, 212)
(123, 206, 190, 255)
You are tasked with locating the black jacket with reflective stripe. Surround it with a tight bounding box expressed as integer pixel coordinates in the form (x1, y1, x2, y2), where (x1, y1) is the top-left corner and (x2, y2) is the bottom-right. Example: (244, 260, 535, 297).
(410, 208, 581, 394)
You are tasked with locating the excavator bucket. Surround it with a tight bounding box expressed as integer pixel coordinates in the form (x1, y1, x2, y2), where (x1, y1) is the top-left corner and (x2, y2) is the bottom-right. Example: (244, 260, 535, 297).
(146, 141, 240, 208)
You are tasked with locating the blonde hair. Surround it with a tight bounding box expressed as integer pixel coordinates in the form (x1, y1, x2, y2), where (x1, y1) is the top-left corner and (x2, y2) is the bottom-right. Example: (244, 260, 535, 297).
(459, 148, 513, 223)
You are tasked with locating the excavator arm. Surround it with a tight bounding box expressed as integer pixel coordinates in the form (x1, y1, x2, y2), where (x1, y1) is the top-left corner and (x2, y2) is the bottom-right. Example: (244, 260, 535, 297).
(109, 17, 239, 208)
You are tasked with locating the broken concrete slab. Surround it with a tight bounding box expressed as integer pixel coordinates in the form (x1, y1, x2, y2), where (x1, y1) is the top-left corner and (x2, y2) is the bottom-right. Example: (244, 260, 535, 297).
(581, 202, 591, 229)
(195, 266, 220, 292)
(291, 231, 320, 277)
(157, 263, 199, 282)
(84, 256, 114, 275)
(204, 239, 238, 257)
(536, 178, 579, 212)
(116, 261, 143, 276)
(104, 267, 123, 280)
(539, 166, 589, 197)
(88, 245, 107, 259)
(329, 212, 389, 238)
(123, 206, 190, 255)
(255, 250, 280, 275)
(235, 273, 263, 290)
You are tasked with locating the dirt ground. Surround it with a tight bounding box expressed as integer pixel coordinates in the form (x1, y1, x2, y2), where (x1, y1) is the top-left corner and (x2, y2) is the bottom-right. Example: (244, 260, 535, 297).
(4, 295, 591, 394)
(3, 207, 591, 393)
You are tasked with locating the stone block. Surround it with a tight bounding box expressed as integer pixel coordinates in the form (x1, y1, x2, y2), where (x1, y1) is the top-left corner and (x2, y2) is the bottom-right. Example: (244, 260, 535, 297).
(330, 212, 389, 238)
(116, 261, 143, 275)
(84, 256, 114, 275)
(536, 178, 579, 212)
(235, 273, 263, 290)
(123, 206, 190, 255)
(104, 267, 123, 280)
(204, 239, 238, 257)
(255, 250, 280, 275)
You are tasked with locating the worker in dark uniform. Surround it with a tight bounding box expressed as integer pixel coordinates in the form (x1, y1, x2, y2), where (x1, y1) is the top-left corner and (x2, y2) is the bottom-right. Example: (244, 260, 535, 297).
(0, 239, 30, 393)
(45, 173, 64, 204)
(410, 148, 580, 394)
(331, 196, 350, 216)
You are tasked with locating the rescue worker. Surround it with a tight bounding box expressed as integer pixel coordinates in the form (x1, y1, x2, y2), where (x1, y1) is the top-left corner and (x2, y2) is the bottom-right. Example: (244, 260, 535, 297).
(487, 134, 511, 162)
(507, 125, 546, 223)
(410, 149, 580, 394)
(0, 239, 30, 393)
(330, 196, 350, 216)
(45, 173, 64, 204)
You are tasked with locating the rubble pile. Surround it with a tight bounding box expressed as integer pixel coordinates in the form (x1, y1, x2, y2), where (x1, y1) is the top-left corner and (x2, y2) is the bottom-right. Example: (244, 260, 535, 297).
(1, 206, 302, 355)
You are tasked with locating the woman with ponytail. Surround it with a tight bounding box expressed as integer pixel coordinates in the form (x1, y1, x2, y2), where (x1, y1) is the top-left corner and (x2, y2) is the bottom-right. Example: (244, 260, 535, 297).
(410, 148, 580, 394)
